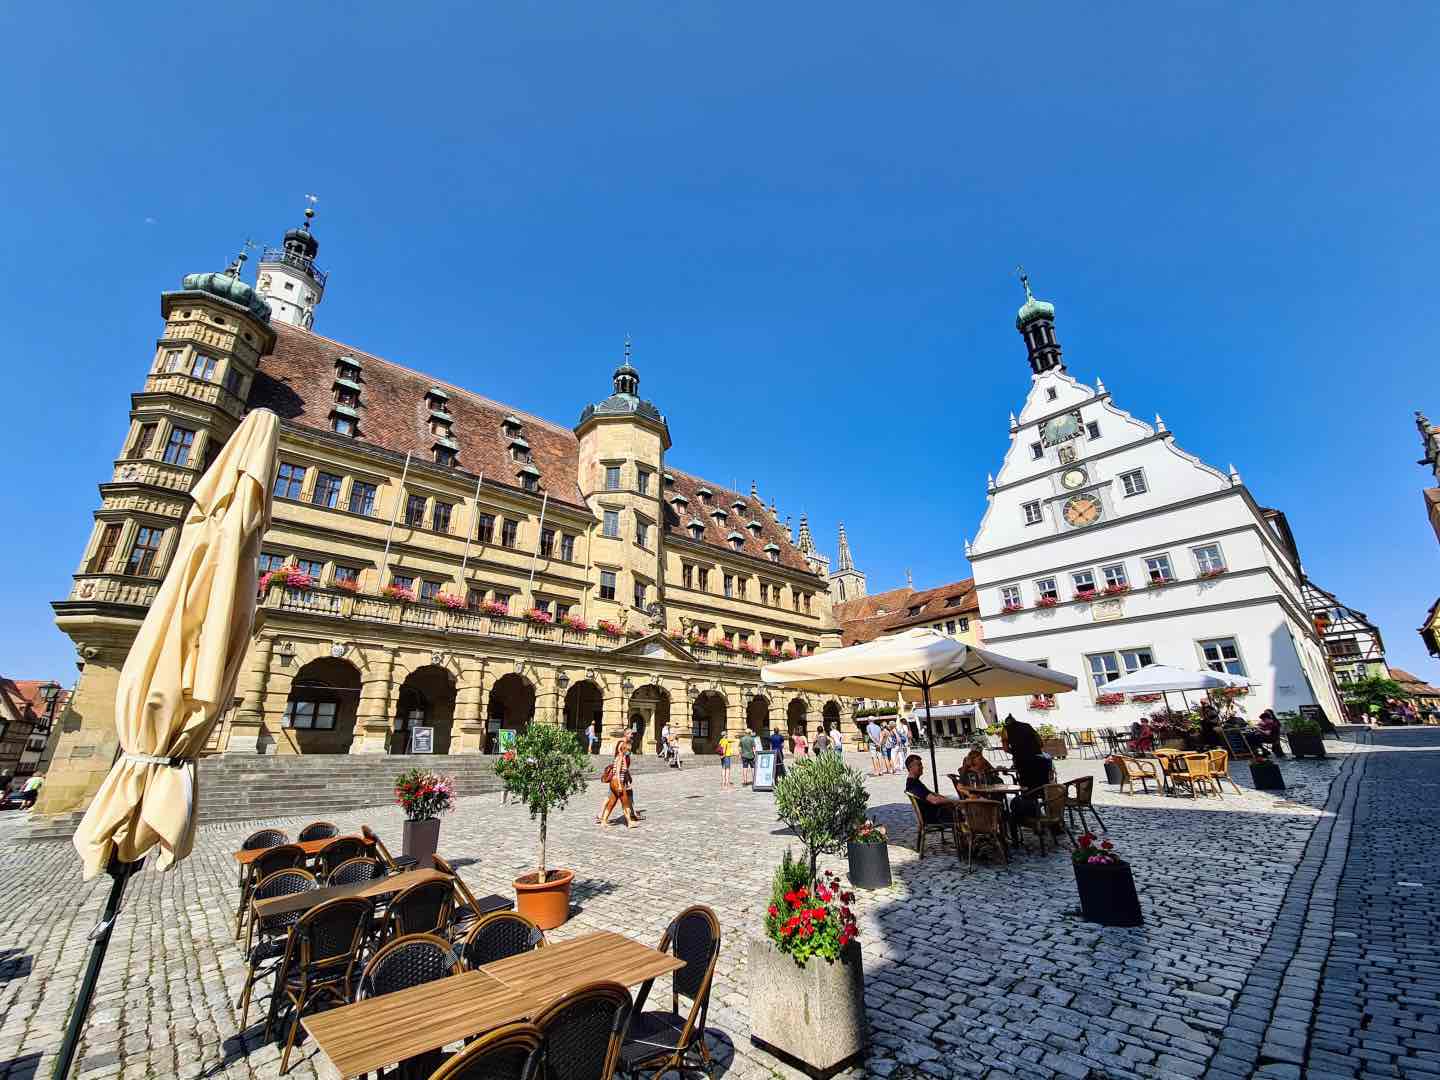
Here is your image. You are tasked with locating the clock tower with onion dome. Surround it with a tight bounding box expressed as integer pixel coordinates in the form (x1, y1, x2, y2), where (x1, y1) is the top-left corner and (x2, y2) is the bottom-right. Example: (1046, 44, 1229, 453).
(968, 273, 1343, 730)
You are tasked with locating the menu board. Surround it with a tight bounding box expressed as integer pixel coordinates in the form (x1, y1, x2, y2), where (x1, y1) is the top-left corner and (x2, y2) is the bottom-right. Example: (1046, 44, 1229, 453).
(410, 726, 434, 754)
(753, 751, 776, 792)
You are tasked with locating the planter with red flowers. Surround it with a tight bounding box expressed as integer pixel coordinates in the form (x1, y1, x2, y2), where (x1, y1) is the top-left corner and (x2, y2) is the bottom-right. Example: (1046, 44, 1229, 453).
(1071, 833, 1142, 927)
(383, 584, 416, 603)
(1035, 595, 1059, 609)
(1102, 583, 1131, 597)
(436, 592, 465, 610)
(1027, 695, 1058, 712)
(1129, 693, 1162, 704)
(260, 564, 314, 593)
(596, 619, 624, 640)
(394, 768, 455, 868)
(846, 821, 891, 889)
(1001, 602, 1024, 614)
(1095, 692, 1126, 707)
(560, 614, 589, 633)
(523, 607, 555, 627)
(1198, 567, 1227, 580)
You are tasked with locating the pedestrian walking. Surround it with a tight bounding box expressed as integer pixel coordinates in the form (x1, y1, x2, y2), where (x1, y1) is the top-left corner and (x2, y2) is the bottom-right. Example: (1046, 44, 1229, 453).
(717, 733, 734, 788)
(866, 718, 885, 775)
(812, 729, 830, 755)
(739, 729, 757, 785)
(793, 730, 809, 757)
(832, 726, 844, 759)
(770, 727, 786, 779)
(584, 721, 598, 755)
(596, 732, 639, 828)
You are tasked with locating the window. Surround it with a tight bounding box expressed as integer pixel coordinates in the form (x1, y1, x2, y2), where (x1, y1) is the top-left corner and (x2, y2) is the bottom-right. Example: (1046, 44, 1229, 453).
(476, 513, 495, 543)
(295, 558, 323, 579)
(88, 523, 122, 573)
(1035, 577, 1058, 601)
(737, 577, 747, 600)
(1144, 554, 1174, 584)
(908, 604, 922, 616)
(224, 367, 244, 396)
(132, 423, 157, 456)
(163, 349, 184, 372)
(1120, 470, 1148, 497)
(636, 521, 650, 548)
(332, 416, 356, 436)
(426, 500, 450, 533)
(724, 574, 735, 599)
(698, 568, 710, 592)
(1022, 500, 1043, 526)
(634, 581, 647, 608)
(1030, 442, 1043, 460)
(1058, 445, 1077, 465)
(126, 527, 165, 576)
(163, 427, 195, 466)
(559, 533, 575, 561)
(688, 523, 703, 540)
(1071, 569, 1096, 597)
(1193, 543, 1226, 575)
(958, 617, 970, 632)
(435, 446, 457, 468)
(1085, 420, 1101, 440)
(348, 481, 377, 516)
(604, 465, 621, 491)
(804, 593, 812, 613)
(1200, 637, 1246, 676)
(683, 565, 693, 589)
(404, 494, 427, 527)
(944, 595, 962, 607)
(556, 603, 571, 620)
(1120, 647, 1154, 674)
(189, 354, 217, 380)
(284, 700, 337, 731)
(602, 510, 620, 538)
(637, 469, 651, 496)
(258, 552, 287, 575)
(335, 386, 360, 408)
(517, 472, 537, 493)
(501, 518, 519, 547)
(767, 548, 779, 562)
(333, 565, 359, 587)
(1046, 386, 1058, 401)
(729, 536, 742, 551)
(492, 594, 512, 614)
(599, 571, 617, 601)
(312, 472, 343, 509)
(419, 579, 442, 602)
(273, 462, 305, 499)
(1086, 652, 1121, 690)
(539, 528, 555, 559)
(1001, 584, 1022, 609)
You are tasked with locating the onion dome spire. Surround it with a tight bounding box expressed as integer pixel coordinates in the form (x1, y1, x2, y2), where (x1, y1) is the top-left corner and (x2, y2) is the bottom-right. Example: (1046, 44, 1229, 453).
(1014, 266, 1063, 375)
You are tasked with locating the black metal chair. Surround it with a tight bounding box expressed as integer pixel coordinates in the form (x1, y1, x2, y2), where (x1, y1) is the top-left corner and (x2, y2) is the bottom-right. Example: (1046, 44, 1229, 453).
(532, 980, 633, 1080)
(238, 868, 317, 1029)
(315, 836, 370, 878)
(327, 856, 386, 887)
(239, 844, 309, 941)
(433, 854, 489, 941)
(424, 1022, 543, 1080)
(270, 896, 374, 1074)
(298, 821, 340, 842)
(460, 911, 545, 970)
(380, 878, 455, 943)
(364, 824, 417, 871)
(1063, 776, 1107, 834)
(235, 829, 291, 938)
(619, 905, 720, 1078)
(358, 933, 463, 1080)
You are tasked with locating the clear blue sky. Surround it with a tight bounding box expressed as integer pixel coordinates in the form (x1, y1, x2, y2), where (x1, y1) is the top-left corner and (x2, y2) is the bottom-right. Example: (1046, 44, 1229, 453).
(3, 3, 1438, 681)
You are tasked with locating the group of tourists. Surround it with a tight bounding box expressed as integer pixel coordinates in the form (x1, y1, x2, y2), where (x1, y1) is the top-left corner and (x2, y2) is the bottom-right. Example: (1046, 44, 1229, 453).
(713, 724, 850, 788)
(863, 717, 911, 776)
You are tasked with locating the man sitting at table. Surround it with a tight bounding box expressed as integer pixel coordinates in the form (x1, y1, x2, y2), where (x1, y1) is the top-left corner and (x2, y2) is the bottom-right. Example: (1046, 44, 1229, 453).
(905, 754, 962, 823)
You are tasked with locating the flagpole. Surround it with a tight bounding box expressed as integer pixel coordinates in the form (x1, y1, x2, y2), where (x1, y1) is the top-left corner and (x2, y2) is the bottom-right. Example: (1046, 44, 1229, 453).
(525, 490, 550, 605)
(456, 471, 485, 594)
(379, 452, 412, 584)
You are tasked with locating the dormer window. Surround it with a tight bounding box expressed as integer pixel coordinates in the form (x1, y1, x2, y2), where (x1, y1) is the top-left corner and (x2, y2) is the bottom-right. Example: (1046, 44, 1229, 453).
(726, 530, 745, 551)
(425, 386, 451, 414)
(731, 498, 747, 512)
(662, 472, 675, 487)
(336, 386, 360, 408)
(435, 446, 457, 467)
(697, 486, 712, 505)
(671, 493, 689, 508)
(516, 463, 541, 492)
(335, 355, 361, 382)
(710, 508, 727, 523)
(688, 522, 704, 540)
(764, 541, 780, 563)
(746, 519, 763, 534)
(501, 414, 523, 439)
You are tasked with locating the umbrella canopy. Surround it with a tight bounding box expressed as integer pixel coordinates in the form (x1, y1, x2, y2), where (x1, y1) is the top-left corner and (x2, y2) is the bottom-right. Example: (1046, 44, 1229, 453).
(1101, 664, 1252, 695)
(762, 629, 1077, 783)
(72, 409, 279, 879)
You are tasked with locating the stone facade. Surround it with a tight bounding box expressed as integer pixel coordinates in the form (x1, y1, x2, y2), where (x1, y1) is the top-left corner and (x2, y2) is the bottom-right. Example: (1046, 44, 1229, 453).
(38, 223, 851, 818)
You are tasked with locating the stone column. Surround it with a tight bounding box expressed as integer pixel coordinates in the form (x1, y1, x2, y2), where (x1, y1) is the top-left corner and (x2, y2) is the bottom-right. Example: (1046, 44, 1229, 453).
(453, 663, 489, 752)
(603, 674, 630, 743)
(532, 667, 559, 727)
(352, 648, 398, 754)
(226, 636, 274, 753)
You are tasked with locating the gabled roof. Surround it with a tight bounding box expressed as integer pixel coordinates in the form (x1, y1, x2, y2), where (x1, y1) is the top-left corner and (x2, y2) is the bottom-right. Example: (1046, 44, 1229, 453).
(835, 579, 978, 646)
(1388, 667, 1440, 697)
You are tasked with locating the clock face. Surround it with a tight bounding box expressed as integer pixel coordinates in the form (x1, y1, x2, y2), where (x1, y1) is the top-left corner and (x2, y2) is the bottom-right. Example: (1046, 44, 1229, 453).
(1041, 411, 1082, 447)
(1063, 494, 1103, 527)
(1060, 468, 1088, 490)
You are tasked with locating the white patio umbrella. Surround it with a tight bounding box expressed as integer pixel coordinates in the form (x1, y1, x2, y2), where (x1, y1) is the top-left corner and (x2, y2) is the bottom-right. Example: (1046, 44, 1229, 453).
(762, 628, 1077, 785)
(57, 408, 279, 1079)
(1101, 664, 1253, 715)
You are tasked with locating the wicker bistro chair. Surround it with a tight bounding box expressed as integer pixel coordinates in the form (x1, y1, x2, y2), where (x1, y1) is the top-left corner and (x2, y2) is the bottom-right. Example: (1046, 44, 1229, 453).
(315, 836, 371, 878)
(363, 825, 400, 870)
(354, 933, 463, 1080)
(908, 793, 957, 859)
(1062, 777, 1107, 834)
(234, 829, 291, 938)
(425, 1022, 543, 1080)
(327, 856, 387, 887)
(239, 844, 310, 941)
(298, 821, 340, 842)
(1013, 784, 1074, 854)
(461, 911, 545, 970)
(1118, 756, 1161, 796)
(238, 868, 317, 1028)
(954, 800, 1008, 871)
(433, 854, 492, 941)
(1208, 749, 1244, 796)
(271, 896, 375, 1074)
(380, 878, 456, 943)
(532, 980, 633, 1080)
(1171, 754, 1219, 799)
(619, 905, 721, 1078)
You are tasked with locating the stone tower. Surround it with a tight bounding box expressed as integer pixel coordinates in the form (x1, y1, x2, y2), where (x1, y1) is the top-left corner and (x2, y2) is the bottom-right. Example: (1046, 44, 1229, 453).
(795, 514, 830, 579)
(1016, 267, 1063, 375)
(828, 521, 867, 601)
(256, 202, 326, 329)
(39, 251, 277, 816)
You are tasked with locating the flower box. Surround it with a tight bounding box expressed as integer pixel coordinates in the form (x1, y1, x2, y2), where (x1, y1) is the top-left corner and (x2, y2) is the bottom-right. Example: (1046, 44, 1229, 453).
(1250, 759, 1286, 790)
(260, 565, 314, 592)
(1072, 860, 1143, 927)
(480, 600, 510, 617)
(1286, 732, 1327, 759)
(1096, 693, 1126, 706)
(1198, 568, 1227, 580)
(1027, 696, 1057, 711)
(383, 584, 416, 603)
(1001, 603, 1023, 614)
(561, 615, 589, 632)
(846, 839, 891, 890)
(1103, 760, 1125, 785)
(749, 936, 865, 1075)
(597, 620, 624, 639)
(715, 639, 735, 653)
(1035, 596, 1059, 608)
(1130, 693, 1162, 704)
(1102, 584, 1131, 596)
(524, 607, 554, 625)
(436, 592, 465, 610)
(334, 577, 360, 594)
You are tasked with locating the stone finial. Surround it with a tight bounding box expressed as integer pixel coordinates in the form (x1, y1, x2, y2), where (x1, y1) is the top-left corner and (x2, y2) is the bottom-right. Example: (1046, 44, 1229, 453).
(1095, 376, 1106, 394)
(1155, 413, 1167, 433)
(986, 472, 996, 493)
(1229, 464, 1242, 485)
(1009, 411, 1018, 432)
(964, 537, 973, 556)
(906, 567, 913, 589)
(785, 516, 794, 543)
(750, 479, 759, 501)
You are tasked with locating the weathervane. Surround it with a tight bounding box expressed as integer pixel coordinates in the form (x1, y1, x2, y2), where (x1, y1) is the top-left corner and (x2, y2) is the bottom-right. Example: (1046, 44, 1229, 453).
(303, 193, 319, 230)
(1016, 264, 1033, 300)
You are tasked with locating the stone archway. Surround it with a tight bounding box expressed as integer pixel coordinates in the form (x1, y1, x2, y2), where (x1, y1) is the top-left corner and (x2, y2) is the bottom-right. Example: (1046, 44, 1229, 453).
(488, 673, 535, 754)
(629, 684, 670, 756)
(822, 699, 841, 735)
(284, 658, 361, 754)
(786, 698, 808, 741)
(746, 694, 771, 739)
(691, 690, 727, 756)
(563, 679, 604, 753)
(392, 664, 457, 755)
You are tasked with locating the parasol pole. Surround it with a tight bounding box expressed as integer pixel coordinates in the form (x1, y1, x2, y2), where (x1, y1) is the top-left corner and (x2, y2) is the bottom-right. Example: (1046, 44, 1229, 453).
(923, 675, 940, 788)
(53, 854, 144, 1079)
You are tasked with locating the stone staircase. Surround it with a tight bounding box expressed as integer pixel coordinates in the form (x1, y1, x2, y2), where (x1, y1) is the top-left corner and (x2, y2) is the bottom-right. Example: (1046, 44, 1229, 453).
(21, 750, 710, 841)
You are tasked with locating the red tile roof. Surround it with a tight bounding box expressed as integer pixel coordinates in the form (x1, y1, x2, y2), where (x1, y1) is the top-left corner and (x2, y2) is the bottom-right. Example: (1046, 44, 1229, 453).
(1386, 667, 1440, 696)
(251, 325, 820, 576)
(836, 579, 978, 645)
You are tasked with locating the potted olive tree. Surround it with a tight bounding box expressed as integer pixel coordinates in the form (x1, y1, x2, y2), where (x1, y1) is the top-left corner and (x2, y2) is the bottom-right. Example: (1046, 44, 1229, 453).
(752, 755, 870, 1075)
(394, 769, 455, 868)
(1071, 832, 1142, 927)
(494, 724, 592, 929)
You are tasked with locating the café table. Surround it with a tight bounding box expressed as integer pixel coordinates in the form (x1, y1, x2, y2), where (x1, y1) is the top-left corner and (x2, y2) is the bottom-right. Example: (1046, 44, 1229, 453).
(252, 867, 452, 920)
(302, 929, 684, 1078)
(231, 834, 375, 866)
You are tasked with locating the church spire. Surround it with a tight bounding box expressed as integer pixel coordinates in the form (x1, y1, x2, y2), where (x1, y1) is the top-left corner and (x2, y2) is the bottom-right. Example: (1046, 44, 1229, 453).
(836, 522, 854, 571)
(796, 514, 817, 556)
(1014, 266, 1063, 375)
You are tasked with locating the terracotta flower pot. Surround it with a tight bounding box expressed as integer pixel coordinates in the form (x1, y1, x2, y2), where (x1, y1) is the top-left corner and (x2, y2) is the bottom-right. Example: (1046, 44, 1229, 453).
(514, 868, 574, 930)
(402, 818, 441, 868)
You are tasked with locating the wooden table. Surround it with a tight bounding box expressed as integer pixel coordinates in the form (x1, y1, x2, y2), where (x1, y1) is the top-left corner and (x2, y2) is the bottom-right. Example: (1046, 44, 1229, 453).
(962, 784, 1023, 796)
(252, 867, 449, 919)
(303, 970, 530, 1078)
(232, 834, 374, 865)
(302, 930, 684, 1078)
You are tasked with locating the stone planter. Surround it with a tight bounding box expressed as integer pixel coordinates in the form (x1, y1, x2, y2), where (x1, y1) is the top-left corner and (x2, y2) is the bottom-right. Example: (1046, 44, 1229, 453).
(1250, 761, 1286, 790)
(1072, 860, 1143, 927)
(1157, 736, 1187, 751)
(749, 936, 865, 1077)
(1286, 732, 1327, 759)
(1103, 761, 1124, 786)
(846, 841, 891, 890)
(401, 817, 441, 868)
(514, 868, 573, 930)
(1042, 737, 1068, 760)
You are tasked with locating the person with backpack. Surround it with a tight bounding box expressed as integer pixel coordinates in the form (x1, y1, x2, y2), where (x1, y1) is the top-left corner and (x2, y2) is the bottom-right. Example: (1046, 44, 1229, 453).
(739, 729, 757, 785)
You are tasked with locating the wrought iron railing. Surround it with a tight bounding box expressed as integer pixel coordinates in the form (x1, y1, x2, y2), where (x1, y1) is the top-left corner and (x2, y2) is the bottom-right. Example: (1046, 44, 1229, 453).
(260, 247, 329, 287)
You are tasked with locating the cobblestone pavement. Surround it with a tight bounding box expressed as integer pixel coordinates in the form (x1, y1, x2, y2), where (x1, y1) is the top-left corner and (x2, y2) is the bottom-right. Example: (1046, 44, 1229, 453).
(0, 740, 1367, 1080)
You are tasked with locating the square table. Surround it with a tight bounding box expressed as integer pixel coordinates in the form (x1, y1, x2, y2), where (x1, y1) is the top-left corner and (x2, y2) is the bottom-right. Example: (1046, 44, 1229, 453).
(232, 834, 375, 865)
(478, 929, 685, 1008)
(252, 867, 450, 920)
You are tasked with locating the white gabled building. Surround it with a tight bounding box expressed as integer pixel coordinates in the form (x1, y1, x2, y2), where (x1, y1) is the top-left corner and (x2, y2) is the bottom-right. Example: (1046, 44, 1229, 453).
(969, 275, 1343, 730)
